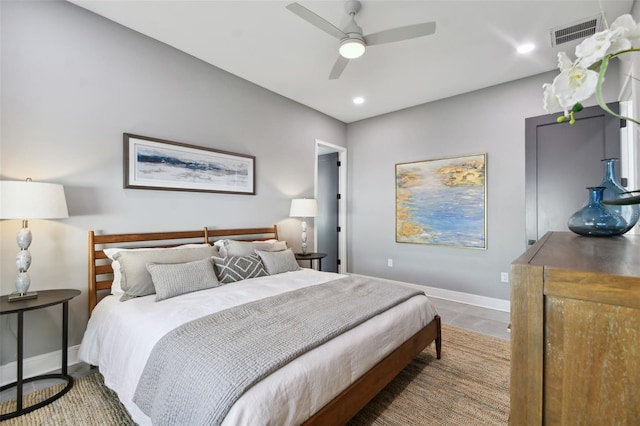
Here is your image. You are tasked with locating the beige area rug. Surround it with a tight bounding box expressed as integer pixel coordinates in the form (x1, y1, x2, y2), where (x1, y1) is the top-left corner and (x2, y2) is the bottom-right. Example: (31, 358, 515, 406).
(349, 325, 510, 425)
(0, 325, 509, 425)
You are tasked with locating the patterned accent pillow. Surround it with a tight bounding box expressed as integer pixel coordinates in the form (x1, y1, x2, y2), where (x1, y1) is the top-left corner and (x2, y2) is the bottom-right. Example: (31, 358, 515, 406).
(211, 254, 268, 284)
(147, 258, 220, 301)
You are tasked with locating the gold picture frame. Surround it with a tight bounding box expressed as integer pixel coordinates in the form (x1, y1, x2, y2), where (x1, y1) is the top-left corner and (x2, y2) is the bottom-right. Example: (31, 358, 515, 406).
(396, 153, 487, 249)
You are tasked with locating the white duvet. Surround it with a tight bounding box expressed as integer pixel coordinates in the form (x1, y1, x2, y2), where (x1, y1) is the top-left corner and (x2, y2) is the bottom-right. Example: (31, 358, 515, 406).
(79, 269, 438, 425)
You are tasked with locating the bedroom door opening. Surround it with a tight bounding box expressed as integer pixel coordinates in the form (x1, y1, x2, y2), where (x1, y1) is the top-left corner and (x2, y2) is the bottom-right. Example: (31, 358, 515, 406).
(315, 139, 347, 274)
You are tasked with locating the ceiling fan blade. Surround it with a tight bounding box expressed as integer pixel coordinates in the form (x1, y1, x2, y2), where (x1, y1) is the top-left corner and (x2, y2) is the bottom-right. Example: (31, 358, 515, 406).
(365, 22, 436, 46)
(329, 56, 349, 80)
(286, 2, 346, 40)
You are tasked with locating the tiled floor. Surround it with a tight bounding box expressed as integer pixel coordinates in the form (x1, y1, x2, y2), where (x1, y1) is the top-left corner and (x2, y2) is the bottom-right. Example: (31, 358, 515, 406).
(429, 297, 511, 341)
(1, 298, 509, 404)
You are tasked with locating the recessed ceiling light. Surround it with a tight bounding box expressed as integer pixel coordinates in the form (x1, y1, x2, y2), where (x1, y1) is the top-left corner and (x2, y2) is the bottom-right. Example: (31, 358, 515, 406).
(353, 97, 365, 105)
(517, 43, 535, 54)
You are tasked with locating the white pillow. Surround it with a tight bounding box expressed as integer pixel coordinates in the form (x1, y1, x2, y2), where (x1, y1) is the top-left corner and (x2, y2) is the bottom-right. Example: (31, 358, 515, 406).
(214, 239, 286, 257)
(213, 240, 228, 258)
(104, 244, 215, 295)
(104, 248, 126, 295)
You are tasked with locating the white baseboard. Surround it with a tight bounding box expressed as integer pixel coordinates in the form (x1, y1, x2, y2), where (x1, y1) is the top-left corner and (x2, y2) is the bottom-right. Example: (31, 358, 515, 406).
(350, 273, 511, 312)
(0, 345, 80, 387)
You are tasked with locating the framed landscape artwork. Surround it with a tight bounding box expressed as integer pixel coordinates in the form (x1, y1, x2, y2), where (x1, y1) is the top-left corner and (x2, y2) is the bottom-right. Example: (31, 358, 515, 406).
(396, 153, 487, 249)
(124, 133, 255, 195)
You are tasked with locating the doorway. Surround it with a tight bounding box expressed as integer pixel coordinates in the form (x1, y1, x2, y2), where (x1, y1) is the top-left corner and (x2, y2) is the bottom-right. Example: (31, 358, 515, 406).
(315, 139, 347, 274)
(525, 103, 624, 246)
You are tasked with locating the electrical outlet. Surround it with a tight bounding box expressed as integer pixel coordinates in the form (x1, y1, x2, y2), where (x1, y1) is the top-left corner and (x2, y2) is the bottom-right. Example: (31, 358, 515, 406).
(387, 259, 393, 267)
(501, 272, 509, 283)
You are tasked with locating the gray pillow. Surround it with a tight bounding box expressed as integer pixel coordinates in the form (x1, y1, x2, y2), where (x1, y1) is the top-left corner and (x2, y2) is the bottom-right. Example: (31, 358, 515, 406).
(255, 248, 301, 275)
(211, 253, 268, 284)
(147, 258, 220, 301)
(113, 245, 218, 301)
(219, 240, 287, 257)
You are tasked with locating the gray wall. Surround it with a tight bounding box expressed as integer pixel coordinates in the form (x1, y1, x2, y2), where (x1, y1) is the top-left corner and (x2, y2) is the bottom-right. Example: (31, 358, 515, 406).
(346, 68, 621, 301)
(0, 0, 346, 364)
(0, 0, 625, 366)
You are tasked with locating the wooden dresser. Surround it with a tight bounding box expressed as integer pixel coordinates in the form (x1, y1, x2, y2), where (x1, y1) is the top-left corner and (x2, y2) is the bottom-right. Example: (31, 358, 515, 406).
(510, 231, 640, 425)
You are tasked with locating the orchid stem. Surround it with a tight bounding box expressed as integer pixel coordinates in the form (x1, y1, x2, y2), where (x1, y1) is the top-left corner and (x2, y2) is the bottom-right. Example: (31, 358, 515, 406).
(595, 56, 640, 127)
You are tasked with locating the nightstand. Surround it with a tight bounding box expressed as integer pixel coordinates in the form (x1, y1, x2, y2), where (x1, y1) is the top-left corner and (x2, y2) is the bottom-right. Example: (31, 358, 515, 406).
(0, 289, 80, 420)
(295, 252, 327, 271)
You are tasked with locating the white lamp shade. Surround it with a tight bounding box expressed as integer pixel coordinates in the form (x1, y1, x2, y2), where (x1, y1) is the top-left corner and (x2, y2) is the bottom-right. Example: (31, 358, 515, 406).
(0, 180, 69, 220)
(290, 198, 318, 218)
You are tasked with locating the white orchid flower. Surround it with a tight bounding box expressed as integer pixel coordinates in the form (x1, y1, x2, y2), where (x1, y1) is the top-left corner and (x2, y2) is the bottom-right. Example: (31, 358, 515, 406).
(575, 29, 616, 67)
(557, 51, 573, 72)
(553, 64, 598, 108)
(605, 14, 640, 59)
(610, 14, 640, 45)
(543, 14, 640, 127)
(607, 34, 632, 59)
(544, 53, 598, 115)
(543, 53, 573, 114)
(542, 83, 563, 114)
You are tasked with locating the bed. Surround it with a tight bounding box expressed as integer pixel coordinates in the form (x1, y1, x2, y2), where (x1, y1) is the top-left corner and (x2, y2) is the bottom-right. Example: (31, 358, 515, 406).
(80, 226, 441, 425)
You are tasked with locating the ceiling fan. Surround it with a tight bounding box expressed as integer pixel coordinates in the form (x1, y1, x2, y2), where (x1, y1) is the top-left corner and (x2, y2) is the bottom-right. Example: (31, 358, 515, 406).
(286, 0, 436, 80)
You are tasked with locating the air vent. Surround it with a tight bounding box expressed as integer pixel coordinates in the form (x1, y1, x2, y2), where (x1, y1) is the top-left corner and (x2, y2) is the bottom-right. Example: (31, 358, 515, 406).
(550, 15, 602, 47)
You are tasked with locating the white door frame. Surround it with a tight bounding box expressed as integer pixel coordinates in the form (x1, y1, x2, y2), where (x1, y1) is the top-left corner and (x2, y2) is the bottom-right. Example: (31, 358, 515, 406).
(618, 71, 637, 232)
(315, 139, 347, 274)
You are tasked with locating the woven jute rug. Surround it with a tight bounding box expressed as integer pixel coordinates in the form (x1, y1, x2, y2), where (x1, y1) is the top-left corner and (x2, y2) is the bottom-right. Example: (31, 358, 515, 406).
(349, 325, 510, 425)
(0, 325, 509, 425)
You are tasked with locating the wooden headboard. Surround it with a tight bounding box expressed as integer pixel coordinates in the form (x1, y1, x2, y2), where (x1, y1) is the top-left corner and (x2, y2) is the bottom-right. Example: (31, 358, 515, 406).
(88, 226, 278, 314)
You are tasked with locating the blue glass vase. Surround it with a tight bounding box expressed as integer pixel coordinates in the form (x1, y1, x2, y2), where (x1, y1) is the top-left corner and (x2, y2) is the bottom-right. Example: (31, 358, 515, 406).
(599, 158, 639, 233)
(568, 187, 628, 237)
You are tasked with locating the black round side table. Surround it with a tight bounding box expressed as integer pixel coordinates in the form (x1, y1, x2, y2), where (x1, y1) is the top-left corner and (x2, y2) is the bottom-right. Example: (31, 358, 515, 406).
(0, 289, 80, 420)
(295, 252, 327, 271)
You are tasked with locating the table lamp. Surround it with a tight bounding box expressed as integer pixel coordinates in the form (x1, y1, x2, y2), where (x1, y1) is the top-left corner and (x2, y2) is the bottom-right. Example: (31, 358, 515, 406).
(289, 198, 318, 255)
(0, 178, 69, 301)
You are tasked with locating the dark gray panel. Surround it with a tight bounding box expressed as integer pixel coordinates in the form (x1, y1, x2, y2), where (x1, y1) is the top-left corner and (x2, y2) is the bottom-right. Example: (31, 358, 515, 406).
(317, 153, 339, 272)
(525, 103, 621, 245)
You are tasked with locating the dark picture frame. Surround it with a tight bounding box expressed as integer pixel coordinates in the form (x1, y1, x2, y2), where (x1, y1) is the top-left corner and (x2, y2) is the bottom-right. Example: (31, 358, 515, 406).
(123, 133, 255, 195)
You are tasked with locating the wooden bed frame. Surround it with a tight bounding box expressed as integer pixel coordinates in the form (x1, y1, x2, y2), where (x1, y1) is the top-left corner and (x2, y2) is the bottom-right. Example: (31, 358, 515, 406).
(88, 226, 442, 425)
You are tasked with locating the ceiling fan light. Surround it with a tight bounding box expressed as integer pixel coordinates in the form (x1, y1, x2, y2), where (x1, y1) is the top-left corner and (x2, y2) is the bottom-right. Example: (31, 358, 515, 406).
(339, 39, 365, 59)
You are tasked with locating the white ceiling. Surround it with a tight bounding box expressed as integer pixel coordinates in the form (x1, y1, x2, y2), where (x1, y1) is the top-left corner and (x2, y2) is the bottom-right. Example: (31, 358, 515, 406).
(68, 1, 634, 123)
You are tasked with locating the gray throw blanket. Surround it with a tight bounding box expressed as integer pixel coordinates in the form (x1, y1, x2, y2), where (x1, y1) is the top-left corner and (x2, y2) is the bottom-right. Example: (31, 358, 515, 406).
(133, 275, 423, 425)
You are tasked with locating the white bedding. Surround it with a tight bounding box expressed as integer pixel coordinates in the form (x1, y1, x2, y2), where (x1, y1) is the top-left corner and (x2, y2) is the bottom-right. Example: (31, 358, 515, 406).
(79, 269, 438, 425)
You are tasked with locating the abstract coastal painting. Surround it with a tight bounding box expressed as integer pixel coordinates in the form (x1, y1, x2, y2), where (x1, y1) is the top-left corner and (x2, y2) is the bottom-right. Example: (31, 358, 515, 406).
(124, 133, 255, 195)
(396, 153, 486, 249)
